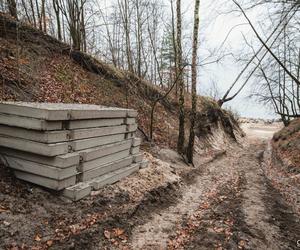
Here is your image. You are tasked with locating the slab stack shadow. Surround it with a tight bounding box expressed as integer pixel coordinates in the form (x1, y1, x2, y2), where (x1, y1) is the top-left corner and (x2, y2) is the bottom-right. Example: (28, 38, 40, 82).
(0, 102, 147, 201)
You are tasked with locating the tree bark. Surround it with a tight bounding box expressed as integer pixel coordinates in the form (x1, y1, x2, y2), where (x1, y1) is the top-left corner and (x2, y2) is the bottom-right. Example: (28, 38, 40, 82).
(176, 0, 185, 154)
(187, 0, 200, 164)
(53, 0, 62, 40)
(7, 0, 17, 19)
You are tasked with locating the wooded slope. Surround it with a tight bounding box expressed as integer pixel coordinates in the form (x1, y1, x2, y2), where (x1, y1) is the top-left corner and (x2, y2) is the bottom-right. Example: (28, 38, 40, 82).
(0, 13, 239, 149)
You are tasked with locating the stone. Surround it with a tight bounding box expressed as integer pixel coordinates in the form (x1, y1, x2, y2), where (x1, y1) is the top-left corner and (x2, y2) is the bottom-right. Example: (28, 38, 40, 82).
(133, 153, 143, 163)
(3, 155, 77, 180)
(63, 182, 91, 201)
(89, 164, 139, 190)
(69, 125, 126, 140)
(78, 140, 132, 162)
(79, 149, 130, 172)
(0, 135, 69, 156)
(14, 170, 76, 190)
(67, 118, 124, 129)
(0, 147, 80, 167)
(81, 156, 133, 182)
(0, 124, 68, 143)
(0, 113, 63, 130)
(70, 134, 125, 151)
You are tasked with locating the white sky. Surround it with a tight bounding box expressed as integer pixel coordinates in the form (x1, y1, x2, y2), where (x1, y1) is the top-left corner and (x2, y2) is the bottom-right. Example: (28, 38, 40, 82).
(100, 0, 278, 119)
(183, 0, 278, 119)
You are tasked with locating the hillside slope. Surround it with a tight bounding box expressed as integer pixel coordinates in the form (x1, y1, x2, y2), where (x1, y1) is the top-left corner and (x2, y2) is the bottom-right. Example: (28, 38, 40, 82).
(0, 14, 245, 249)
(0, 13, 241, 150)
(263, 118, 300, 214)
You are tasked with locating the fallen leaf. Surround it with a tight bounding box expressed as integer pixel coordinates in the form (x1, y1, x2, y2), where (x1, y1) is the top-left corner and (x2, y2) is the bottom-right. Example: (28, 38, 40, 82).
(213, 227, 224, 233)
(34, 234, 42, 242)
(46, 240, 53, 247)
(104, 230, 111, 239)
(0, 206, 8, 213)
(114, 228, 125, 237)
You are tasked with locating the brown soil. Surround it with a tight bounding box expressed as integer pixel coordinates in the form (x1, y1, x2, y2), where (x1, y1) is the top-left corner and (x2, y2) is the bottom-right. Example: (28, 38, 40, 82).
(2, 125, 299, 250)
(263, 118, 300, 216)
(272, 118, 300, 170)
(125, 137, 300, 250)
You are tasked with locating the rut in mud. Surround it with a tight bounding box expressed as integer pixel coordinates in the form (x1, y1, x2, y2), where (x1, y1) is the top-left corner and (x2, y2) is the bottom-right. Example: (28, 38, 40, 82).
(125, 138, 300, 250)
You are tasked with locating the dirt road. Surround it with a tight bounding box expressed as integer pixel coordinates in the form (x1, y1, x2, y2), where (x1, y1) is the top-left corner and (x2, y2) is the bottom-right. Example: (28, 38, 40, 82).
(1, 123, 299, 249)
(125, 124, 300, 249)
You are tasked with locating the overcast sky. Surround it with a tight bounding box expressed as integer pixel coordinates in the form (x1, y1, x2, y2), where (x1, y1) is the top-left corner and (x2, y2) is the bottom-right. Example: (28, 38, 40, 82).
(183, 0, 278, 119)
(100, 0, 278, 119)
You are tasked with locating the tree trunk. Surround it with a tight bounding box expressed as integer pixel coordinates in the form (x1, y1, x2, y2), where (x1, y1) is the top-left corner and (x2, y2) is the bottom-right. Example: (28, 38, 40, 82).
(176, 0, 185, 154)
(41, 0, 46, 32)
(53, 0, 62, 40)
(187, 0, 200, 164)
(7, 0, 17, 19)
(29, 0, 37, 28)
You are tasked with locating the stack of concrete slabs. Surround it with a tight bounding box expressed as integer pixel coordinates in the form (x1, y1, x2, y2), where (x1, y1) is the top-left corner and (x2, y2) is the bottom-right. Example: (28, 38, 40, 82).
(0, 102, 142, 197)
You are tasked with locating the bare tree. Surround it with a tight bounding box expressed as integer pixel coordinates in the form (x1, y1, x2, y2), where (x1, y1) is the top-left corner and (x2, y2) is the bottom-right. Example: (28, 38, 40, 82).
(187, 0, 200, 164)
(53, 0, 62, 40)
(7, 0, 17, 19)
(176, 0, 185, 154)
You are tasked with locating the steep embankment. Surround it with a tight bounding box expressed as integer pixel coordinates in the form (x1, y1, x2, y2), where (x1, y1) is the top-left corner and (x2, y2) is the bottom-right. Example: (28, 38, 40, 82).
(0, 13, 240, 150)
(263, 118, 300, 214)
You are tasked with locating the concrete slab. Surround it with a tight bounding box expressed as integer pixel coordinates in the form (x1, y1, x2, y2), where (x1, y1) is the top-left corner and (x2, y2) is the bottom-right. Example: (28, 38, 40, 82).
(70, 134, 125, 151)
(3, 155, 77, 180)
(0, 113, 63, 130)
(79, 149, 130, 172)
(127, 124, 138, 132)
(69, 125, 126, 140)
(124, 117, 136, 125)
(67, 118, 124, 129)
(125, 132, 135, 139)
(81, 156, 133, 182)
(89, 164, 139, 190)
(79, 140, 132, 162)
(0, 147, 79, 167)
(0, 135, 69, 156)
(127, 109, 138, 118)
(130, 146, 140, 155)
(63, 182, 91, 201)
(0, 124, 68, 143)
(70, 109, 127, 120)
(132, 138, 142, 147)
(133, 153, 143, 163)
(0, 102, 135, 120)
(0, 102, 69, 120)
(14, 170, 76, 190)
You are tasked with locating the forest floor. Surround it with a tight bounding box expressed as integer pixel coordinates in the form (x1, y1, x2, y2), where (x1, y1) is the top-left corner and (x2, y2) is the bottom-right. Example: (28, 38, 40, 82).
(1, 122, 300, 250)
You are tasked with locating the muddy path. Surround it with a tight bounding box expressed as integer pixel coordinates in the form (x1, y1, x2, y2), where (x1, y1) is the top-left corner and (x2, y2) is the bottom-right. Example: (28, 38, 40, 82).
(123, 137, 300, 249)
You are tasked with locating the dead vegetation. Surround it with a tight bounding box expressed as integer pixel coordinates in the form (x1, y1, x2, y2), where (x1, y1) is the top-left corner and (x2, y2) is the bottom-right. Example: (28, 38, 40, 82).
(272, 118, 300, 170)
(0, 13, 239, 150)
